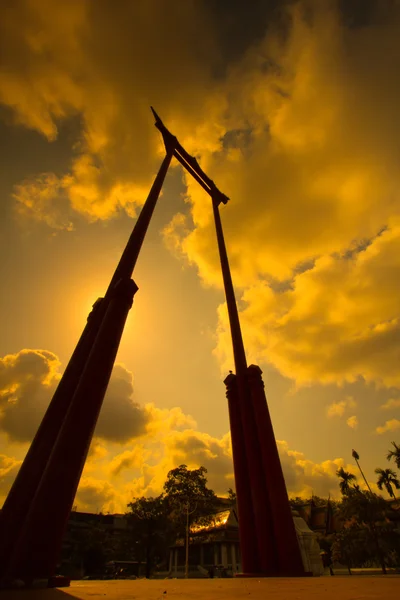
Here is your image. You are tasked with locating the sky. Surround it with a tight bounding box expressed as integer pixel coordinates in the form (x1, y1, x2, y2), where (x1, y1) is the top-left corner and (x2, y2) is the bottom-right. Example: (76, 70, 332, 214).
(1, 0, 400, 513)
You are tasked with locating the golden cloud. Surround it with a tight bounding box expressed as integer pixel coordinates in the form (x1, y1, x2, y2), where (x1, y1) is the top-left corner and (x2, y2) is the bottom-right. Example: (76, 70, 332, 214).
(346, 416, 358, 430)
(0, 350, 149, 444)
(13, 174, 74, 230)
(0, 349, 60, 442)
(214, 221, 400, 386)
(0, 453, 22, 506)
(380, 398, 400, 410)
(327, 397, 357, 419)
(74, 476, 116, 514)
(0, 0, 222, 225)
(4, 2, 400, 390)
(95, 364, 149, 443)
(376, 419, 400, 435)
(76, 430, 353, 512)
(0, 345, 358, 512)
(162, 3, 400, 389)
(166, 3, 400, 285)
(108, 446, 150, 478)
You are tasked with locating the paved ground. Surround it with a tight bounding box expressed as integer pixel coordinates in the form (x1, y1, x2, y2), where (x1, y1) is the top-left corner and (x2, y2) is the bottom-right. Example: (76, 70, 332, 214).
(2, 577, 400, 600)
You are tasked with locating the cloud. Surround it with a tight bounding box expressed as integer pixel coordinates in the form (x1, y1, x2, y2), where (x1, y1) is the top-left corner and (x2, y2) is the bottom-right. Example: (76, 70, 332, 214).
(327, 401, 347, 418)
(380, 398, 400, 410)
(144, 404, 197, 437)
(108, 446, 149, 478)
(326, 397, 356, 418)
(0, 343, 355, 512)
(0, 454, 22, 505)
(94, 429, 352, 512)
(0, 0, 221, 225)
(327, 401, 345, 418)
(3, 1, 400, 392)
(74, 476, 116, 513)
(95, 364, 149, 443)
(13, 173, 74, 230)
(214, 222, 400, 386)
(0, 349, 61, 442)
(277, 441, 355, 500)
(376, 419, 400, 435)
(165, 430, 234, 494)
(0, 349, 149, 444)
(346, 415, 358, 430)
(162, 3, 400, 389)
(87, 440, 108, 462)
(167, 2, 400, 284)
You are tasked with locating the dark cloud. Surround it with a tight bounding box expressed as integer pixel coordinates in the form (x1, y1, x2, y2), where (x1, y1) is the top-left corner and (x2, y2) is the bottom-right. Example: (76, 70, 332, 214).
(0, 349, 149, 444)
(96, 364, 149, 443)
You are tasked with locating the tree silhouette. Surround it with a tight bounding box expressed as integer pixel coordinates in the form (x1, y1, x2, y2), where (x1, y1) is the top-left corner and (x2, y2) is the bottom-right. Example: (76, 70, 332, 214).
(164, 465, 217, 521)
(164, 465, 217, 578)
(338, 488, 388, 574)
(387, 442, 400, 470)
(227, 488, 237, 505)
(336, 467, 357, 495)
(126, 495, 170, 578)
(375, 468, 400, 499)
(352, 449, 372, 493)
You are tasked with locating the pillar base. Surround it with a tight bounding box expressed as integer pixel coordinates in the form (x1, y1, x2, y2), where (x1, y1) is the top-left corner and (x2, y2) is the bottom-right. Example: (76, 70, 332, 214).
(0, 575, 70, 590)
(235, 571, 313, 578)
(235, 573, 272, 578)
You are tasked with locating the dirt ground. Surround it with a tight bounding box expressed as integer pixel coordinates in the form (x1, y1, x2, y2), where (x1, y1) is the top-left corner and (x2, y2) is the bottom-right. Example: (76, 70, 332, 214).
(2, 576, 400, 600)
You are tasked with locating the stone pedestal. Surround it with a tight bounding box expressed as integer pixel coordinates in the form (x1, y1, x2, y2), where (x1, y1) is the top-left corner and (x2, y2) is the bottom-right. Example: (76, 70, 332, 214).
(292, 511, 324, 576)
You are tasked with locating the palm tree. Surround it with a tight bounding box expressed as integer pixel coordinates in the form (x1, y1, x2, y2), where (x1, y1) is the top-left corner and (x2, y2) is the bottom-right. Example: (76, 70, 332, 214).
(375, 468, 400, 499)
(352, 449, 372, 493)
(336, 467, 357, 495)
(387, 442, 400, 470)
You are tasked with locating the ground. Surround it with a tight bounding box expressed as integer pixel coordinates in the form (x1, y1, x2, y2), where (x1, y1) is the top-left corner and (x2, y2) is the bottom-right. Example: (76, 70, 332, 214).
(2, 577, 400, 600)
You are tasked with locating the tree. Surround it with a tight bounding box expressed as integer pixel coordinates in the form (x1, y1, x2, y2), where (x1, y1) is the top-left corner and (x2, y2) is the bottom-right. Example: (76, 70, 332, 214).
(387, 442, 400, 470)
(164, 465, 217, 578)
(339, 488, 388, 524)
(352, 449, 372, 493)
(164, 465, 217, 522)
(336, 467, 357, 495)
(331, 523, 367, 574)
(375, 468, 400, 499)
(338, 488, 388, 574)
(227, 488, 236, 505)
(69, 522, 114, 577)
(126, 495, 170, 579)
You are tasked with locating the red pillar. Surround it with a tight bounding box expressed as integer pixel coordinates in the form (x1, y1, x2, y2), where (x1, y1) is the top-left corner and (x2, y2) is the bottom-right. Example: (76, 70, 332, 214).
(224, 373, 259, 574)
(247, 364, 305, 576)
(211, 196, 279, 574)
(4, 278, 138, 584)
(0, 147, 174, 580)
(236, 373, 279, 574)
(0, 299, 104, 572)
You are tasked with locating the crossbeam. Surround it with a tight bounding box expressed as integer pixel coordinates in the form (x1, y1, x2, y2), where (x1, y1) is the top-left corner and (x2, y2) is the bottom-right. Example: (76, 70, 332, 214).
(151, 107, 229, 206)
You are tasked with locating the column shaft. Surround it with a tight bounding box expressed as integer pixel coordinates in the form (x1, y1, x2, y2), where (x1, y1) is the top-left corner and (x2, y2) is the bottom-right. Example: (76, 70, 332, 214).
(0, 149, 173, 582)
(247, 364, 305, 576)
(236, 373, 278, 574)
(0, 303, 102, 569)
(5, 279, 137, 582)
(224, 373, 259, 574)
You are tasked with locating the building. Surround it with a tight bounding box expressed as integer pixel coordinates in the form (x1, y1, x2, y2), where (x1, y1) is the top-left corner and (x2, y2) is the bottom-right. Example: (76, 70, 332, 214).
(168, 503, 327, 578)
(169, 507, 241, 578)
(59, 511, 128, 578)
(292, 501, 342, 535)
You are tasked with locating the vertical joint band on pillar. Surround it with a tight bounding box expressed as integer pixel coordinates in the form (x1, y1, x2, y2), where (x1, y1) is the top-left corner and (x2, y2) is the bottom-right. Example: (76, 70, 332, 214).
(224, 371, 237, 396)
(87, 297, 104, 322)
(111, 278, 138, 309)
